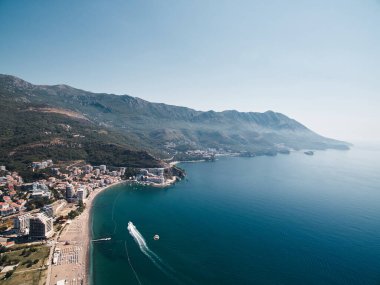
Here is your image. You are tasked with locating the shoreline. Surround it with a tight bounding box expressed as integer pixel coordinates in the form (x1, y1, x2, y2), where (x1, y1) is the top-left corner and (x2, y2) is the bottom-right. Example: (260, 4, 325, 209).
(84, 177, 177, 284)
(84, 180, 126, 285)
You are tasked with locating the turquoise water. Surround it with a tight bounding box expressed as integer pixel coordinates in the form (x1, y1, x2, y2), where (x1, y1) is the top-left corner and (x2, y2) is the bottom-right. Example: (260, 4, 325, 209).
(91, 147, 380, 285)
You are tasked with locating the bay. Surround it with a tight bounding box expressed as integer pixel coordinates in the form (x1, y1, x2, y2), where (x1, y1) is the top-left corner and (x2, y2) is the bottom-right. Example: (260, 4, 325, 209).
(91, 147, 380, 285)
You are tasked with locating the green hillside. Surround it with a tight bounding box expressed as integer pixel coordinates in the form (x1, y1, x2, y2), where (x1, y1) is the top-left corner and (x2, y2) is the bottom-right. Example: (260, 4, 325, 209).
(0, 85, 163, 172)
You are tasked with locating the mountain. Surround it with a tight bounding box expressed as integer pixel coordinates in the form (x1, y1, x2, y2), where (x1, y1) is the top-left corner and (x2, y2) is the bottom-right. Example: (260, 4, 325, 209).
(0, 75, 164, 173)
(0, 74, 350, 169)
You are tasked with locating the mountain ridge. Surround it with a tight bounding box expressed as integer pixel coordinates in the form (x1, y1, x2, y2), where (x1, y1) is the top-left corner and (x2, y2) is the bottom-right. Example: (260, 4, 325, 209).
(0, 74, 320, 128)
(0, 74, 350, 167)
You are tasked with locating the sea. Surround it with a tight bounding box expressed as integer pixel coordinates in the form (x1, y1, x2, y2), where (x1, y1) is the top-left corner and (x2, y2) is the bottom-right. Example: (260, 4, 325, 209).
(90, 146, 380, 285)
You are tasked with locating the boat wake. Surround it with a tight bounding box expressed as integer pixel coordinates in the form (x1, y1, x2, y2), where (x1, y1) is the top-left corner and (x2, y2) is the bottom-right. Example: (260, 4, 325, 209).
(127, 221, 182, 283)
(124, 240, 142, 285)
(92, 237, 111, 242)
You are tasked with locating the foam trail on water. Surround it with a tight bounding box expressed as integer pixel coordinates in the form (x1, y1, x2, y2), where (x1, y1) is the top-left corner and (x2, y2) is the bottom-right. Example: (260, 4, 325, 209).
(127, 221, 183, 284)
(127, 222, 163, 265)
(92, 237, 111, 242)
(124, 240, 142, 285)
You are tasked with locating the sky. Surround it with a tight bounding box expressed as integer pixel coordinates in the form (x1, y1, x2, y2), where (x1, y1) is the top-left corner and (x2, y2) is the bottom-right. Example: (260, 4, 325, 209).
(0, 0, 379, 142)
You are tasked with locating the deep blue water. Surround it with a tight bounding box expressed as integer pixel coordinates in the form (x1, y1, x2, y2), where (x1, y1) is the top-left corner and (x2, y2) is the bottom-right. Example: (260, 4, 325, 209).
(91, 147, 380, 285)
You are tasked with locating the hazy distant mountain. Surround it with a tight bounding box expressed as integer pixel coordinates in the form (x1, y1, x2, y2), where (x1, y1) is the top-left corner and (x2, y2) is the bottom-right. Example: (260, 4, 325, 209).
(0, 74, 350, 168)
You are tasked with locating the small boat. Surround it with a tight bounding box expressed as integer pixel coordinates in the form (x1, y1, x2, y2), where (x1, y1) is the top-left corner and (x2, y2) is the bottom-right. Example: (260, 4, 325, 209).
(153, 234, 160, 240)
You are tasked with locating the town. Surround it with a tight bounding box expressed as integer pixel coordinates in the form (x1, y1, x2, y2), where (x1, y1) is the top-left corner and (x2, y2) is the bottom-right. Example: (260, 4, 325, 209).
(0, 160, 179, 284)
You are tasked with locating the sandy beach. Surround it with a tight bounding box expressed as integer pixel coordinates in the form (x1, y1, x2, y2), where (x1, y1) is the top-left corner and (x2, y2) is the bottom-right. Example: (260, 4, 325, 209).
(48, 180, 126, 285)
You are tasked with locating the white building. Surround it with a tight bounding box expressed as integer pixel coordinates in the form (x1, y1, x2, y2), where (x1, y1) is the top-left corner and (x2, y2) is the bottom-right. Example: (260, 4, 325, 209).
(148, 168, 164, 176)
(31, 189, 51, 199)
(137, 168, 166, 185)
(66, 184, 76, 202)
(77, 187, 87, 202)
(83, 165, 93, 174)
(0, 203, 14, 216)
(42, 204, 54, 218)
(146, 176, 165, 184)
(13, 213, 32, 235)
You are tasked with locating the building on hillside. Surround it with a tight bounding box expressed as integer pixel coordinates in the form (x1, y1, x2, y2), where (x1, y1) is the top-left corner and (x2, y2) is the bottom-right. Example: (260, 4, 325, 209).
(3, 196, 11, 203)
(13, 213, 32, 235)
(11, 202, 22, 213)
(66, 184, 76, 202)
(32, 160, 53, 170)
(0, 237, 14, 248)
(42, 204, 54, 218)
(0, 177, 6, 187)
(31, 188, 51, 199)
(76, 187, 87, 202)
(29, 213, 53, 239)
(98, 180, 105, 187)
(22, 182, 49, 192)
(146, 176, 165, 184)
(136, 168, 166, 185)
(48, 177, 56, 183)
(42, 201, 65, 218)
(83, 165, 93, 174)
(148, 168, 165, 176)
(0, 202, 15, 216)
(99, 165, 107, 172)
(51, 168, 60, 175)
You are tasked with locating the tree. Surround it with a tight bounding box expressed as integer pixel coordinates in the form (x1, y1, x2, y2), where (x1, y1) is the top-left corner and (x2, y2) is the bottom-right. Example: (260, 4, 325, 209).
(67, 210, 79, 220)
(0, 245, 7, 253)
(0, 255, 8, 265)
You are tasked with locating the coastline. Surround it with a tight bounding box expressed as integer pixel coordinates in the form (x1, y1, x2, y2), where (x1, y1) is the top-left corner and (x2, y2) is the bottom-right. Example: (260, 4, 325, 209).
(84, 177, 178, 284)
(84, 180, 126, 285)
